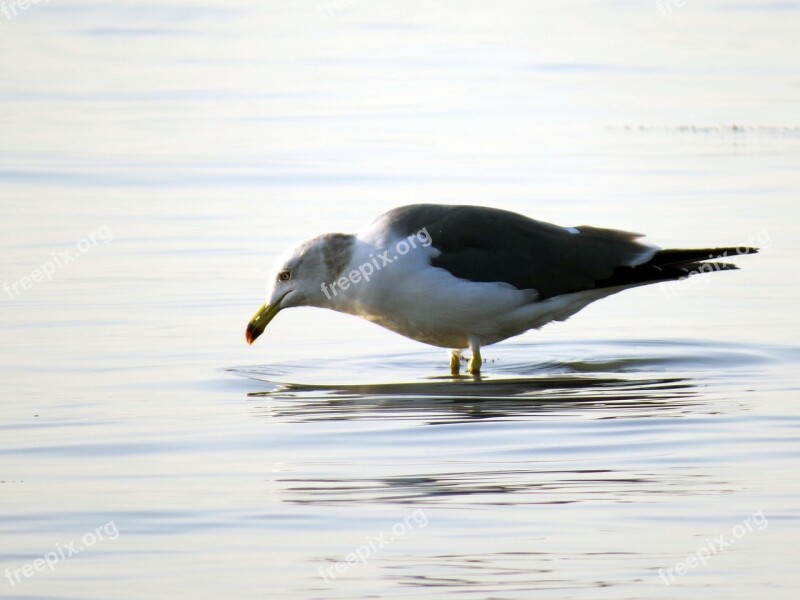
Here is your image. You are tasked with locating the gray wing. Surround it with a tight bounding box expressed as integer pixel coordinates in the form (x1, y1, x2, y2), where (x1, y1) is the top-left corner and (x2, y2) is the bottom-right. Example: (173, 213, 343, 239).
(381, 204, 656, 300)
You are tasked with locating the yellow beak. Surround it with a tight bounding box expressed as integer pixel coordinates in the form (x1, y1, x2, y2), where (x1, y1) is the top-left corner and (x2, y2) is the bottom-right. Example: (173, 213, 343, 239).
(245, 301, 282, 345)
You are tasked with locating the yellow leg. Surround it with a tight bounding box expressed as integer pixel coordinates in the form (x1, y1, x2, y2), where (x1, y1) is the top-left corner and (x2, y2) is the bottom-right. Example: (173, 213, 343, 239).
(449, 349, 461, 375)
(467, 336, 482, 376)
(467, 349, 482, 375)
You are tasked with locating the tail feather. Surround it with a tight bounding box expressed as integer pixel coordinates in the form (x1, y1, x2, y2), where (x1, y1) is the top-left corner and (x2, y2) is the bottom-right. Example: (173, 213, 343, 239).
(593, 247, 757, 291)
(651, 247, 758, 267)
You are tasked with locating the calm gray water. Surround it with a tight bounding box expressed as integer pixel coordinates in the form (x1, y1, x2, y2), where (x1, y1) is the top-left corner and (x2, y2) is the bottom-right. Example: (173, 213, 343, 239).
(1, 1, 799, 598)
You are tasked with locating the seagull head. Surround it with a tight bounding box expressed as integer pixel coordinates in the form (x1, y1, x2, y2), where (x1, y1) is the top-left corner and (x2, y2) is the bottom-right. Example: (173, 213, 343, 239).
(245, 233, 354, 345)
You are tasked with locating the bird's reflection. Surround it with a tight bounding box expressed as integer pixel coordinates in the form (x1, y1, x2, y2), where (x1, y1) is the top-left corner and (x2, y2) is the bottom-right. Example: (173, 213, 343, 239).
(277, 467, 719, 506)
(243, 373, 698, 424)
(225, 341, 771, 509)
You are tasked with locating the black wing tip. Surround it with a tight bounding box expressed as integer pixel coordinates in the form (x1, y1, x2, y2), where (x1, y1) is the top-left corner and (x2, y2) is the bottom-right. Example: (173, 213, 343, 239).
(652, 246, 759, 267)
(596, 247, 758, 288)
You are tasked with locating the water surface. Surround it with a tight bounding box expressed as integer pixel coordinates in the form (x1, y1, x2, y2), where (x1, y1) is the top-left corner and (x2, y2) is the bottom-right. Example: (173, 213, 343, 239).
(1, 1, 799, 598)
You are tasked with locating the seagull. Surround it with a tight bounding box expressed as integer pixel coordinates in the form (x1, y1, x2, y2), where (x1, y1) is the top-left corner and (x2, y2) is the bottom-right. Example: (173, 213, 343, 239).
(245, 204, 756, 376)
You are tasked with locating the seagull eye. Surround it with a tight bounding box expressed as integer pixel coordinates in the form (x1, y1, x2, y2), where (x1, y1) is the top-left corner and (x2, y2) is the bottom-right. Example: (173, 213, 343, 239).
(278, 271, 291, 282)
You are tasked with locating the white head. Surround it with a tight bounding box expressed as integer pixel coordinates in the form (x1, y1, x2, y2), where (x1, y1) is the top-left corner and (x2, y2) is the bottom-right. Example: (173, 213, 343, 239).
(245, 233, 354, 344)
